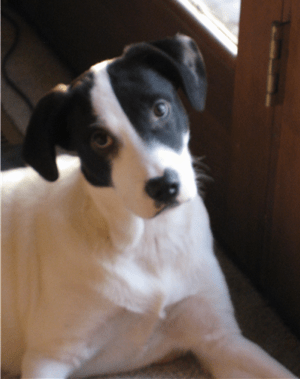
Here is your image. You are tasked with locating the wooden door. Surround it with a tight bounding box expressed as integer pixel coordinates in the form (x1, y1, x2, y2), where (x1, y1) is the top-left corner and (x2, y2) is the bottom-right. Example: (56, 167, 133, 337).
(262, 0, 300, 336)
(226, 0, 300, 335)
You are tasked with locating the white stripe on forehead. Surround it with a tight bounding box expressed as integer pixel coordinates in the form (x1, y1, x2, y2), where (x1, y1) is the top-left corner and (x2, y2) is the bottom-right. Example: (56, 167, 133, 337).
(90, 60, 142, 145)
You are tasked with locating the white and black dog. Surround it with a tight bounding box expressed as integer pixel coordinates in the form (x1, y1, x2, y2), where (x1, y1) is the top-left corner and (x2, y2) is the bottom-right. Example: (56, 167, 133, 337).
(2, 34, 297, 379)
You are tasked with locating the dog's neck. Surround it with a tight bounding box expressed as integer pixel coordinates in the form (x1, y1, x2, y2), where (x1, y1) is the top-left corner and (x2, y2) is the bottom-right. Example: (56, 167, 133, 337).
(83, 180, 145, 251)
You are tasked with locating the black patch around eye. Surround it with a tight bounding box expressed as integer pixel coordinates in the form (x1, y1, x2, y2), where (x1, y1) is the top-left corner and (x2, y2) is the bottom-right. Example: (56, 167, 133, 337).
(107, 62, 189, 152)
(66, 79, 114, 188)
(78, 132, 113, 187)
(81, 159, 112, 187)
(79, 130, 115, 187)
(90, 129, 115, 152)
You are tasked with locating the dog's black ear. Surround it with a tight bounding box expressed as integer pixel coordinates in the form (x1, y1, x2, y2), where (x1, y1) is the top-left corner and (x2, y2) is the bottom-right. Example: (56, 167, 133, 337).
(124, 34, 207, 111)
(150, 34, 207, 111)
(23, 84, 72, 181)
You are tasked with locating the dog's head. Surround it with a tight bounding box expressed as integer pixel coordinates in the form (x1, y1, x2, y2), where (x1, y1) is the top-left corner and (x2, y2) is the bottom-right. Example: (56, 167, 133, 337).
(23, 34, 207, 218)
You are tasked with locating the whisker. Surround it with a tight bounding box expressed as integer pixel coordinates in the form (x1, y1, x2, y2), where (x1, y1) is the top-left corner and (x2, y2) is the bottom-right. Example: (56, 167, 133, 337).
(192, 156, 213, 195)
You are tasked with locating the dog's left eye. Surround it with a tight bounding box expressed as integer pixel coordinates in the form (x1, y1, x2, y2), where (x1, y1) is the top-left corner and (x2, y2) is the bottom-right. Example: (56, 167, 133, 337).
(153, 101, 169, 118)
(91, 130, 114, 150)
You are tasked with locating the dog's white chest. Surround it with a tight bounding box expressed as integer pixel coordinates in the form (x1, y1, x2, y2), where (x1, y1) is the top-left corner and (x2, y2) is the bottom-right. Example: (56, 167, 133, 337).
(70, 218, 205, 377)
(101, 255, 165, 315)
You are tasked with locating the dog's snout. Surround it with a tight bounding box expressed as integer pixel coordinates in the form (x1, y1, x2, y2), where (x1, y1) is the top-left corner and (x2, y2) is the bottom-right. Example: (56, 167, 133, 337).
(145, 169, 180, 204)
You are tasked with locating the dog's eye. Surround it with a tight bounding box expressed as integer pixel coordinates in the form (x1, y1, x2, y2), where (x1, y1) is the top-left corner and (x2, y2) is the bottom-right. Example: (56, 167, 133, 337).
(153, 101, 169, 118)
(91, 130, 114, 150)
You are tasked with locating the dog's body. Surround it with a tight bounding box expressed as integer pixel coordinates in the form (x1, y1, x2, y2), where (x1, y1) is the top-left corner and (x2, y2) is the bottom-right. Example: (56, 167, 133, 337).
(1, 35, 297, 378)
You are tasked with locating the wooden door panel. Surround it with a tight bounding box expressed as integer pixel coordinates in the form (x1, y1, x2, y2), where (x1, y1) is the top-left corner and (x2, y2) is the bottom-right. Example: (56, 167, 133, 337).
(263, 0, 300, 335)
(225, 0, 284, 276)
(225, 0, 300, 335)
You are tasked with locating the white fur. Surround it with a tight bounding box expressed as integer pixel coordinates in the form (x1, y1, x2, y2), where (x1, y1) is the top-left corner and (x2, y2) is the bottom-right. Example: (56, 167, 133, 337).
(1, 62, 298, 379)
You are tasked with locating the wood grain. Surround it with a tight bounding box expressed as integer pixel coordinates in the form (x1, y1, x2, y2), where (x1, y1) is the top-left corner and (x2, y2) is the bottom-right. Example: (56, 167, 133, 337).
(263, 0, 300, 336)
(225, 0, 284, 275)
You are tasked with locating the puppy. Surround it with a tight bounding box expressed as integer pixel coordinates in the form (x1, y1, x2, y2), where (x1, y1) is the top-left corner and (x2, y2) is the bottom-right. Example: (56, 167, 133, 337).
(2, 34, 297, 379)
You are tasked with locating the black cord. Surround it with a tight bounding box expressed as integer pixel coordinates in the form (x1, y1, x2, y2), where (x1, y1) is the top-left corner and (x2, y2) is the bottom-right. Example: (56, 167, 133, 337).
(1, 9, 34, 112)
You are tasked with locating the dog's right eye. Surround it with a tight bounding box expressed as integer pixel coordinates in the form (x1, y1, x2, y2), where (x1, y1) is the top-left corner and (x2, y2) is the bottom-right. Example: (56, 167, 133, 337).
(153, 100, 170, 118)
(91, 130, 114, 151)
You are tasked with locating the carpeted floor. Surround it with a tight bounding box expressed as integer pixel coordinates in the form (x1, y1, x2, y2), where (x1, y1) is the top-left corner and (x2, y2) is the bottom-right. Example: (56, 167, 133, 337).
(1, 6, 300, 379)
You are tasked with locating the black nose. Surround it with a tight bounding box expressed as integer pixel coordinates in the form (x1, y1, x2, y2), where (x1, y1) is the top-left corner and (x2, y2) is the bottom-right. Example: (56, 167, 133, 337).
(145, 169, 180, 203)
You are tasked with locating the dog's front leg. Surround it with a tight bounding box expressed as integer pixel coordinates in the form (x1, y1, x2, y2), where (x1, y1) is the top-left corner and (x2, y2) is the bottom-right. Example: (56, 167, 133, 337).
(21, 350, 75, 379)
(179, 294, 298, 378)
(168, 293, 298, 378)
(194, 335, 298, 378)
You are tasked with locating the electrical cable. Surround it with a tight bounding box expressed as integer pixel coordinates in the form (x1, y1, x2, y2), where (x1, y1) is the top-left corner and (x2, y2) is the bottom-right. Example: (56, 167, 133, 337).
(1, 9, 34, 112)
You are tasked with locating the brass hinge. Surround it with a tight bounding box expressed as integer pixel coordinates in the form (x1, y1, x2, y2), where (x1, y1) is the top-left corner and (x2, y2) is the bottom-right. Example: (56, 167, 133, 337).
(265, 21, 289, 107)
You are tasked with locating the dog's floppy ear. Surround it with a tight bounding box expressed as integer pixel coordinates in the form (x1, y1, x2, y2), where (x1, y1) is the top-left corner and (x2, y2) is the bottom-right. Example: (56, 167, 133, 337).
(150, 34, 207, 111)
(124, 34, 207, 111)
(23, 84, 72, 181)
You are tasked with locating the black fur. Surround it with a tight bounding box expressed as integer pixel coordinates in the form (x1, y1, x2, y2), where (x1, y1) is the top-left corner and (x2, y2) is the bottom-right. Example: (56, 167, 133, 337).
(108, 63, 189, 152)
(23, 72, 113, 186)
(22, 34, 207, 184)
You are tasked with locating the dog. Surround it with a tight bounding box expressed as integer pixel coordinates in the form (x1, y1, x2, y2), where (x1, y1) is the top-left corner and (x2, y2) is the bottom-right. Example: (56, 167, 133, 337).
(2, 34, 298, 379)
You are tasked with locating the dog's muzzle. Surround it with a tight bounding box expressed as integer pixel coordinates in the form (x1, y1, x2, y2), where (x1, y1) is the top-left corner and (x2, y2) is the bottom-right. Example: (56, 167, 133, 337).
(145, 169, 180, 208)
